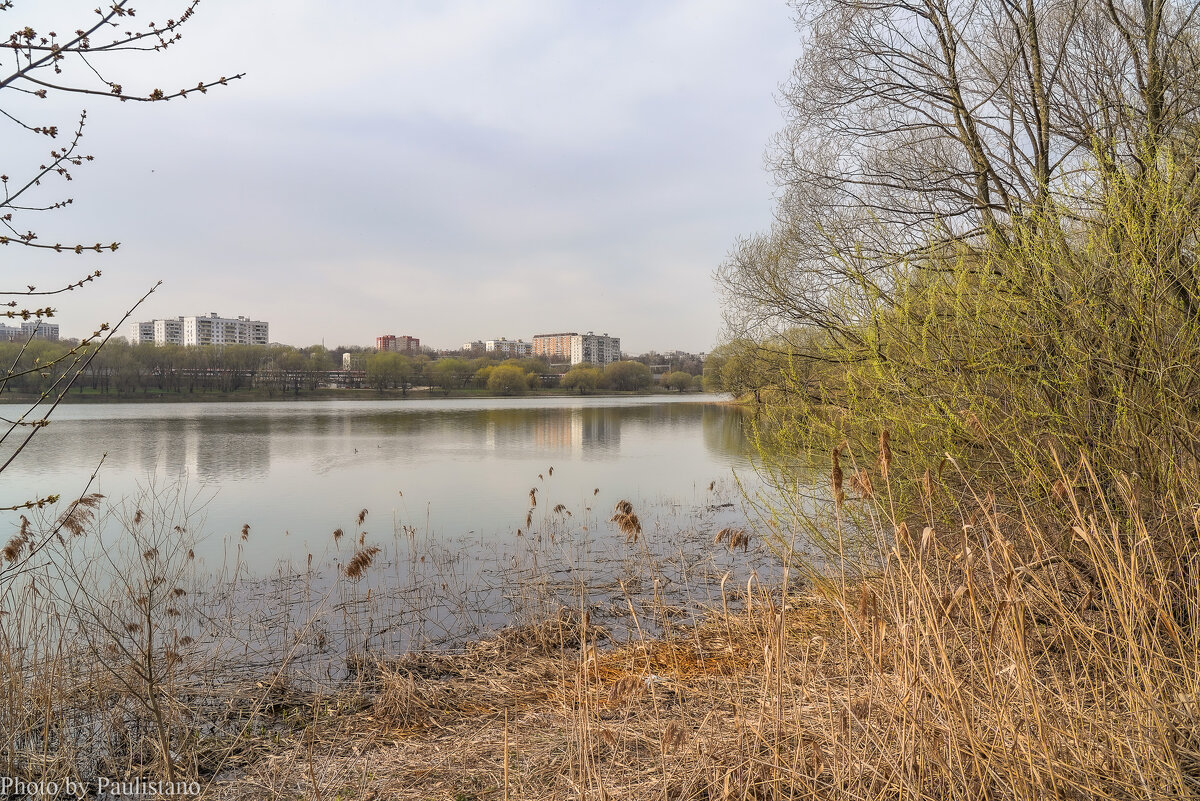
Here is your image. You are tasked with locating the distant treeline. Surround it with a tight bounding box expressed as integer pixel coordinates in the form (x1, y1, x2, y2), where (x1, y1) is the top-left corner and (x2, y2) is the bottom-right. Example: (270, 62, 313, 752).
(0, 340, 704, 397)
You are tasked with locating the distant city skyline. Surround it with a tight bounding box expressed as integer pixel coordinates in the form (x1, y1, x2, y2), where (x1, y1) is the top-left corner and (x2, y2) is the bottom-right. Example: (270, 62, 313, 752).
(29, 2, 801, 353)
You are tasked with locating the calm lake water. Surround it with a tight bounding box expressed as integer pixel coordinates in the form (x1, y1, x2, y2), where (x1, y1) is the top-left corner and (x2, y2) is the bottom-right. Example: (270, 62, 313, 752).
(5, 396, 757, 575)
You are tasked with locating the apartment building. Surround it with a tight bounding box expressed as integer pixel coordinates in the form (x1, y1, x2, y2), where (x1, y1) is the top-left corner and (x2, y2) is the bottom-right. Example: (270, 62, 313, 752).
(137, 313, 269, 346)
(485, 338, 533, 356)
(0, 320, 60, 341)
(533, 331, 621, 366)
(532, 332, 576, 363)
(570, 332, 621, 366)
(376, 335, 420, 354)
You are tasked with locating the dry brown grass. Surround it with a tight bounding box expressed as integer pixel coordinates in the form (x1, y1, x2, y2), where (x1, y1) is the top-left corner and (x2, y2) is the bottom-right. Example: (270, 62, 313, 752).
(5, 466, 1198, 800)
(204, 464, 1200, 800)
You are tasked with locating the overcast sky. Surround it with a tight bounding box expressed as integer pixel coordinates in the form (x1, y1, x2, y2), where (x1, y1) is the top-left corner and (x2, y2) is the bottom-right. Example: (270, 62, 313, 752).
(12, 1, 800, 353)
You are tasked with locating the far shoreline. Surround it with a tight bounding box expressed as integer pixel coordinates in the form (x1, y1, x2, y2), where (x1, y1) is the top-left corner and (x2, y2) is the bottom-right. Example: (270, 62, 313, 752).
(0, 386, 724, 404)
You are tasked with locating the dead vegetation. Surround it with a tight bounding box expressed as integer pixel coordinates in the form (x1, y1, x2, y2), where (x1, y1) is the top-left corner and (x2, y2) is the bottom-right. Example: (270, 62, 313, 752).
(5, 464, 1198, 800)
(207, 465, 1200, 800)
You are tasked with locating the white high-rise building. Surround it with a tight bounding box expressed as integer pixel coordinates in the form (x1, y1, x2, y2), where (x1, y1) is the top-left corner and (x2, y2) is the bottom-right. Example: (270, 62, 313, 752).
(0, 319, 59, 341)
(485, 338, 533, 356)
(533, 331, 622, 366)
(569, 332, 621, 366)
(137, 313, 269, 346)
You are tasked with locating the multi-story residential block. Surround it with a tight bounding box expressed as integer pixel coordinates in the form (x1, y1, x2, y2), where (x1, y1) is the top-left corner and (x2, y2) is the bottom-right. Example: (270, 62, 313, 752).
(137, 313, 269, 346)
(533, 331, 621, 366)
(0, 320, 60, 341)
(376, 335, 420, 354)
(461, 340, 485, 352)
(571, 332, 621, 366)
(485, 338, 533, 356)
(532, 332, 577, 363)
(20, 320, 60, 341)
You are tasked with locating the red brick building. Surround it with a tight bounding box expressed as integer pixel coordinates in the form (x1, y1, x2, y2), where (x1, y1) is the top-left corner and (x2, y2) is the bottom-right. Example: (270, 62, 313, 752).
(376, 334, 420, 354)
(532, 332, 576, 363)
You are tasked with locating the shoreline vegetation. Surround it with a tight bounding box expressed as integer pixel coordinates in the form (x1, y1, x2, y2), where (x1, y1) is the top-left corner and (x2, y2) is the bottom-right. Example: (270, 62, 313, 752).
(6, 453, 1196, 799)
(5, 0, 1200, 798)
(0, 338, 708, 404)
(0, 385, 706, 404)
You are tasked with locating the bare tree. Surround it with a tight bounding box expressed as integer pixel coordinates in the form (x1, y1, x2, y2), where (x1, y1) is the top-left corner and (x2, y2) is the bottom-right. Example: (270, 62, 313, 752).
(719, 0, 1200, 340)
(0, 1, 240, 512)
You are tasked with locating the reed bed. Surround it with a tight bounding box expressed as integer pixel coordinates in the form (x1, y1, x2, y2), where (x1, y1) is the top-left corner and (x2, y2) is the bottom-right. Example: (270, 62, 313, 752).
(4, 451, 1198, 799)
(203, 464, 1199, 800)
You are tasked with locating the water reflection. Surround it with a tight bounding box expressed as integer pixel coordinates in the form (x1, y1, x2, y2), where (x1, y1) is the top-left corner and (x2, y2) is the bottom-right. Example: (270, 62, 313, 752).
(3, 397, 755, 571)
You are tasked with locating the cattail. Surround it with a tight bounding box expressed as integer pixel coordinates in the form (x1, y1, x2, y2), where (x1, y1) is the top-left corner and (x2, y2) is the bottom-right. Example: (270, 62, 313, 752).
(850, 470, 873, 498)
(525, 509, 533, 528)
(345, 545, 381, 579)
(538, 473, 543, 481)
(919, 526, 935, 560)
(333, 528, 344, 543)
(2, 534, 25, 563)
(611, 509, 642, 543)
(857, 586, 873, 623)
(879, 429, 891, 481)
(529, 488, 537, 507)
(708, 480, 716, 492)
(548, 466, 554, 476)
(662, 721, 686, 751)
(831, 446, 845, 507)
(57, 493, 102, 537)
(241, 523, 250, 541)
(593, 488, 599, 496)
(715, 527, 750, 551)
(961, 409, 986, 438)
(896, 521, 912, 551)
(922, 468, 934, 502)
(357, 509, 368, 525)
(4, 516, 30, 562)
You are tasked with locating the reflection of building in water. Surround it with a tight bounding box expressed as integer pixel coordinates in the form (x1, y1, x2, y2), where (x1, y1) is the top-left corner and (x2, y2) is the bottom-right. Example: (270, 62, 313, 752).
(579, 409, 620, 459)
(528, 408, 622, 458)
(177, 421, 271, 481)
(531, 410, 578, 453)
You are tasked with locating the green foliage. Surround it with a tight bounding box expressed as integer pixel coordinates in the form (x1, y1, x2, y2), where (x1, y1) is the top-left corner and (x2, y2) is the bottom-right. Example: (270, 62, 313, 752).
(753, 154, 1200, 507)
(427, 358, 472, 396)
(560, 365, 601, 394)
(662, 371, 694, 392)
(486, 364, 530, 396)
(366, 352, 424, 395)
(600, 360, 652, 392)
